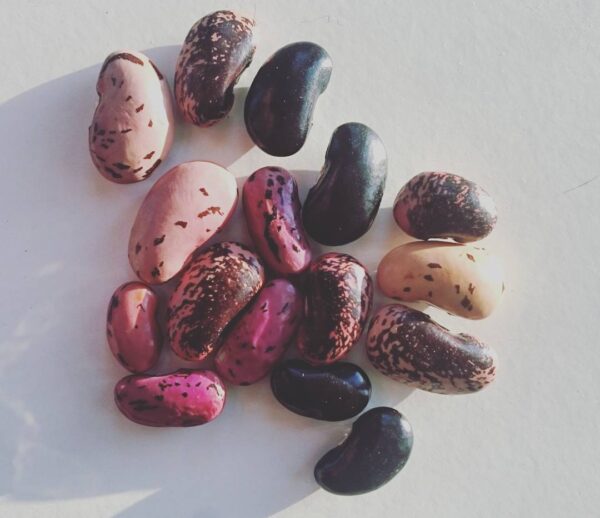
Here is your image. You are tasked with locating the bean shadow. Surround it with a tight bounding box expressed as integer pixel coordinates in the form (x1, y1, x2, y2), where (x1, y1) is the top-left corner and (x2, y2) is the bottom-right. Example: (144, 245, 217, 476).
(0, 49, 413, 517)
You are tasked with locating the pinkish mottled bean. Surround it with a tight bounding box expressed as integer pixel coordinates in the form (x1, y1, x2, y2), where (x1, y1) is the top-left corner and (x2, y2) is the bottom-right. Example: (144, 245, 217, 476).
(174, 11, 255, 126)
(297, 253, 373, 365)
(89, 50, 174, 184)
(114, 369, 226, 427)
(367, 304, 497, 394)
(215, 279, 303, 385)
(167, 242, 265, 361)
(128, 161, 238, 285)
(243, 167, 311, 276)
(106, 281, 161, 373)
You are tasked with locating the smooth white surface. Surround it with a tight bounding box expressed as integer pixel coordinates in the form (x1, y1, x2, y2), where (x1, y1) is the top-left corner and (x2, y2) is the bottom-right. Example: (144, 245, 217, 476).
(0, 1, 598, 517)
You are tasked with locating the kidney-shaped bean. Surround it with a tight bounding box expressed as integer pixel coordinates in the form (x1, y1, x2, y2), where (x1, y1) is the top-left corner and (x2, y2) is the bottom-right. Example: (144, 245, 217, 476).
(174, 10, 255, 126)
(89, 50, 174, 184)
(314, 407, 413, 495)
(303, 123, 387, 246)
(167, 242, 265, 361)
(297, 253, 373, 365)
(114, 369, 226, 427)
(394, 172, 497, 242)
(244, 41, 332, 156)
(377, 241, 504, 319)
(214, 279, 303, 385)
(367, 304, 497, 394)
(128, 161, 238, 285)
(106, 281, 161, 373)
(243, 167, 311, 275)
(271, 359, 371, 421)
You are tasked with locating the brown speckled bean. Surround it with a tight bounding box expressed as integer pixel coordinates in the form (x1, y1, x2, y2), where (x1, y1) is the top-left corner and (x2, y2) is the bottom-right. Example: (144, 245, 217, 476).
(377, 241, 504, 319)
(367, 304, 497, 394)
(174, 11, 255, 126)
(167, 242, 265, 361)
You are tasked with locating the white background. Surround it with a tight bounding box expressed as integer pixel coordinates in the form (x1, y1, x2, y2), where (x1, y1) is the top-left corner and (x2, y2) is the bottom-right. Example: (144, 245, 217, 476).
(0, 1, 598, 516)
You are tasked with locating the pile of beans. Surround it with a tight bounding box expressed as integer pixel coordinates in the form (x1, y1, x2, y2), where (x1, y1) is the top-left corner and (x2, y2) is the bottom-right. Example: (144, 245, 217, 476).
(92, 10, 504, 496)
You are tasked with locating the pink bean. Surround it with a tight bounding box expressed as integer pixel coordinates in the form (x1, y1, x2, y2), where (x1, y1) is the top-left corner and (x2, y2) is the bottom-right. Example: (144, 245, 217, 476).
(114, 370, 226, 427)
(106, 281, 161, 373)
(215, 279, 303, 385)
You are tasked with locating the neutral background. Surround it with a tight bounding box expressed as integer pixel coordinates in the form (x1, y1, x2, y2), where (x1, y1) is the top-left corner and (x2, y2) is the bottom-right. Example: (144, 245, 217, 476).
(0, 1, 598, 516)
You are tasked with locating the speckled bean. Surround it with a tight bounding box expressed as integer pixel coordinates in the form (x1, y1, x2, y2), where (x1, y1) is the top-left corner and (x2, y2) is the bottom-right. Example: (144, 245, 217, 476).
(106, 282, 161, 373)
(244, 42, 332, 156)
(214, 279, 303, 385)
(167, 242, 265, 361)
(303, 122, 387, 246)
(393, 172, 497, 242)
(89, 50, 174, 183)
(297, 253, 373, 365)
(367, 304, 497, 394)
(243, 167, 311, 275)
(377, 241, 504, 319)
(174, 10, 255, 126)
(314, 407, 413, 495)
(114, 369, 226, 427)
(128, 161, 238, 285)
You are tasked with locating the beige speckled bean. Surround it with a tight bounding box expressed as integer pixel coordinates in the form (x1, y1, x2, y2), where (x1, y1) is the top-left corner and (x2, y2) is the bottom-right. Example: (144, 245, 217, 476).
(377, 242, 504, 319)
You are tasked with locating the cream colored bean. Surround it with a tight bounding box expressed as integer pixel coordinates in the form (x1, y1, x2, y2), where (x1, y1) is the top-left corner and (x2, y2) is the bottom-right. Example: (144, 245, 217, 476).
(377, 241, 503, 319)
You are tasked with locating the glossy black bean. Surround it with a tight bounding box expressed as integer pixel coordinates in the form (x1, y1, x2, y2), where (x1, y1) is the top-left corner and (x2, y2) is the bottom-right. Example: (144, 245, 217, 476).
(314, 407, 413, 495)
(244, 42, 332, 156)
(270, 359, 371, 421)
(303, 122, 387, 246)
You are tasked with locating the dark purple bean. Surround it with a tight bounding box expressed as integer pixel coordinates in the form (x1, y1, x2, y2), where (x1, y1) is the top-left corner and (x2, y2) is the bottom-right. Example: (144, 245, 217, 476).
(303, 122, 387, 245)
(244, 42, 332, 156)
(271, 359, 371, 421)
(314, 407, 413, 495)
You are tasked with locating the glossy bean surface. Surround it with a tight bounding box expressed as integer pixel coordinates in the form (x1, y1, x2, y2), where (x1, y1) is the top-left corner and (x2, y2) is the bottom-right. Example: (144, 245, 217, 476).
(271, 359, 371, 421)
(106, 281, 161, 373)
(303, 122, 387, 245)
(314, 407, 413, 495)
(243, 167, 311, 275)
(244, 42, 332, 156)
(114, 369, 226, 427)
(215, 279, 303, 385)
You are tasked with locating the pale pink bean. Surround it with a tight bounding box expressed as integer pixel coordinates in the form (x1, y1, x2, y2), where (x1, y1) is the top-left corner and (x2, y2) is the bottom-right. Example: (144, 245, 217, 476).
(128, 161, 238, 284)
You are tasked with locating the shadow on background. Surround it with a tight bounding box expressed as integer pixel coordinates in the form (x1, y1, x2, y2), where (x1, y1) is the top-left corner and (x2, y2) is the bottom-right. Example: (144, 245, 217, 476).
(0, 46, 414, 517)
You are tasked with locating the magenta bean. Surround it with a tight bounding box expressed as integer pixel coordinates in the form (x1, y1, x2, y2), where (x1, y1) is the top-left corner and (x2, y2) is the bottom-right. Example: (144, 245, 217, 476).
(167, 242, 265, 361)
(106, 281, 161, 373)
(114, 369, 226, 427)
(215, 279, 303, 385)
(297, 253, 373, 365)
(243, 167, 312, 276)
